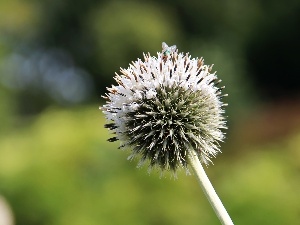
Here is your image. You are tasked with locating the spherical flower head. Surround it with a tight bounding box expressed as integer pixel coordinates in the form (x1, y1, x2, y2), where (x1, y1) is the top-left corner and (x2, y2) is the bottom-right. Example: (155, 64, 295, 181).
(101, 42, 227, 173)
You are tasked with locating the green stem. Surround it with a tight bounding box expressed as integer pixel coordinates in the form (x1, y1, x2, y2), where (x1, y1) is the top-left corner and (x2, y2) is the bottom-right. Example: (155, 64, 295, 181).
(188, 150, 234, 225)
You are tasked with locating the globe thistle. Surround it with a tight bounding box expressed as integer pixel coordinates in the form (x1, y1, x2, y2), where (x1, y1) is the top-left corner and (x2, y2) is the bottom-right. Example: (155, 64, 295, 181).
(101, 42, 227, 173)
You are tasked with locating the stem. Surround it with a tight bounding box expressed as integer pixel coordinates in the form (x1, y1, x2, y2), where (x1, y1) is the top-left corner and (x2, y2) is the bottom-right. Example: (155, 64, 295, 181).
(188, 150, 234, 225)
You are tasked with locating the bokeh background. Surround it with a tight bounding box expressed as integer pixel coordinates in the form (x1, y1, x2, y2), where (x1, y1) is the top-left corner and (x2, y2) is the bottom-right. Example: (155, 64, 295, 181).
(0, 0, 300, 224)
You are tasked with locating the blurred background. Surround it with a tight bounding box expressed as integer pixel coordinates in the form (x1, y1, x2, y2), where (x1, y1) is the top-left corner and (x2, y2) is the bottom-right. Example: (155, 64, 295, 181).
(0, 0, 300, 224)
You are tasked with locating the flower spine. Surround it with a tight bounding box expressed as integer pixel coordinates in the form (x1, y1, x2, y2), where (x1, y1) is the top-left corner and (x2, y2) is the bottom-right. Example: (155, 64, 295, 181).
(102, 42, 227, 173)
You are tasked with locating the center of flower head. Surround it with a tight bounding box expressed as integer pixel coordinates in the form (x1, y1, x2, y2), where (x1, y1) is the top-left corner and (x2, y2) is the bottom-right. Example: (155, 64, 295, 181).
(126, 81, 224, 170)
(102, 42, 227, 173)
(124, 84, 219, 171)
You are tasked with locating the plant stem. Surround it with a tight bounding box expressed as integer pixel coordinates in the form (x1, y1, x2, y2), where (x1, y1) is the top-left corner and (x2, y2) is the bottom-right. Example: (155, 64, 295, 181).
(188, 150, 234, 225)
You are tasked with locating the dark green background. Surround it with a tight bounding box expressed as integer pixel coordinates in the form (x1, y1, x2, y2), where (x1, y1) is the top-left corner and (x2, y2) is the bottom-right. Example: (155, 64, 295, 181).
(0, 0, 299, 224)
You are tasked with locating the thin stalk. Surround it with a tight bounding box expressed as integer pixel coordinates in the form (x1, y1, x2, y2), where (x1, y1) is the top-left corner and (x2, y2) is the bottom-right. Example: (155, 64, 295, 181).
(188, 150, 234, 225)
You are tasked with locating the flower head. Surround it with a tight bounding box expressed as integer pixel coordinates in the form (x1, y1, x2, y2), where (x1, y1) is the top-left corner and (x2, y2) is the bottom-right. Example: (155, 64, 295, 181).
(101, 42, 227, 173)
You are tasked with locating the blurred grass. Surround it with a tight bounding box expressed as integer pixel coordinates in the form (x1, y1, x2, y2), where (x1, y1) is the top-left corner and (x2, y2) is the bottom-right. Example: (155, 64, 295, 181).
(0, 105, 299, 225)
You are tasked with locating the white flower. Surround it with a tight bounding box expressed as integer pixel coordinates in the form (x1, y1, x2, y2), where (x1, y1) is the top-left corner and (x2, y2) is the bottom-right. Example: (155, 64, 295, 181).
(101, 42, 227, 172)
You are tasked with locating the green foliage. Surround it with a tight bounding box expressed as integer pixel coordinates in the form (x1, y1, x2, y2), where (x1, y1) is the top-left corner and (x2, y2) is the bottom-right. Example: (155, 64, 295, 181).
(218, 150, 300, 225)
(0, 0, 39, 36)
(87, 1, 182, 77)
(0, 106, 210, 225)
(0, 1, 299, 223)
(0, 106, 299, 224)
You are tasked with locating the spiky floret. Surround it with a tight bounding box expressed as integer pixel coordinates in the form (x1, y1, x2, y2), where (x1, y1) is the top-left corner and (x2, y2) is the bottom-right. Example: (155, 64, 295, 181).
(102, 43, 227, 173)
